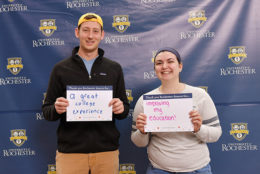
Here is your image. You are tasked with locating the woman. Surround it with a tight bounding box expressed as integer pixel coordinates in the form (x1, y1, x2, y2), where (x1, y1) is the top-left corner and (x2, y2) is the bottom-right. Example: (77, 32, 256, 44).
(131, 47, 222, 174)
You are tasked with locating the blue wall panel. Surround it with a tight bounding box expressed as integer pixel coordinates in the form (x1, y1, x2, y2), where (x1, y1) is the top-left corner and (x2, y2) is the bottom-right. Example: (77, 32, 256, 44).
(0, 0, 259, 173)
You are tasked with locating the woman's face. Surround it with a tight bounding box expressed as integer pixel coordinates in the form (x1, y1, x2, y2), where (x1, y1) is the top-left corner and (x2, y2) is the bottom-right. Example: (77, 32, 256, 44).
(154, 51, 182, 82)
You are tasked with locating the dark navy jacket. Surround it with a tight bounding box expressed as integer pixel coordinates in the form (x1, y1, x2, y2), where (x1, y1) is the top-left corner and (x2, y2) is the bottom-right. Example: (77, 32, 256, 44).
(42, 46, 129, 153)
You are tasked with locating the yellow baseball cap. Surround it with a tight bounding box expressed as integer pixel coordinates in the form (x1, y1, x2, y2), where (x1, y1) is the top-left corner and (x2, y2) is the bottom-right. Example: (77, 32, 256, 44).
(77, 13, 103, 28)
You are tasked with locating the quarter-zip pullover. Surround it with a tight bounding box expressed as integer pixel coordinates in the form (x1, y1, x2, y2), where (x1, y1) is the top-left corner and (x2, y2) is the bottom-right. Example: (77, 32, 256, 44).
(42, 46, 129, 153)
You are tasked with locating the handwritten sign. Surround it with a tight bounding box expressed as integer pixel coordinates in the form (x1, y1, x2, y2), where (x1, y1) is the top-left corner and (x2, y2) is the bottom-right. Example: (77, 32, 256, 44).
(66, 85, 112, 121)
(144, 93, 194, 132)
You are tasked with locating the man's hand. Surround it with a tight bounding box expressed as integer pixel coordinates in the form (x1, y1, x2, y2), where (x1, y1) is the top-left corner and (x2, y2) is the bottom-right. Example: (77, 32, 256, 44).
(55, 97, 69, 114)
(109, 98, 124, 114)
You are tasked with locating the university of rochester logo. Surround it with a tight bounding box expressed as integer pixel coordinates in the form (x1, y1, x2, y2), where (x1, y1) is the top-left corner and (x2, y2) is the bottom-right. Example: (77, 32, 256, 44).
(0, 0, 27, 13)
(228, 46, 247, 65)
(198, 86, 208, 92)
(105, 14, 138, 44)
(43, 92, 46, 104)
(112, 15, 130, 33)
(126, 89, 133, 103)
(188, 10, 207, 28)
(220, 46, 255, 76)
(33, 19, 64, 47)
(10, 129, 28, 147)
(230, 123, 249, 141)
(47, 164, 56, 174)
(66, 0, 100, 8)
(151, 50, 158, 63)
(39, 19, 57, 37)
(6, 57, 23, 75)
(119, 163, 136, 174)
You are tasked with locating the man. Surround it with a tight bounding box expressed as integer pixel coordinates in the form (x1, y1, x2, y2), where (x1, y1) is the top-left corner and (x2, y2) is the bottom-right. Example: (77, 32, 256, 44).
(42, 13, 129, 174)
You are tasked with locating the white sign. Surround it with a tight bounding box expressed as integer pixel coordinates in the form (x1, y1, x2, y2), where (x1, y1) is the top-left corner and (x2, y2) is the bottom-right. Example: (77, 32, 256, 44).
(66, 85, 112, 121)
(144, 93, 194, 132)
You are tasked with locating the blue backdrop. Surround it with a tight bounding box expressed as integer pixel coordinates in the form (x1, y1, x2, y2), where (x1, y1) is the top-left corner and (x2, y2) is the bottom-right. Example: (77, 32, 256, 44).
(0, 0, 259, 173)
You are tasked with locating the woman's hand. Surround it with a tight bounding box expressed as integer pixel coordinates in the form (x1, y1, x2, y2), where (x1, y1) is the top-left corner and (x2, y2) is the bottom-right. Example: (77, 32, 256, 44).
(189, 110, 202, 133)
(136, 113, 147, 134)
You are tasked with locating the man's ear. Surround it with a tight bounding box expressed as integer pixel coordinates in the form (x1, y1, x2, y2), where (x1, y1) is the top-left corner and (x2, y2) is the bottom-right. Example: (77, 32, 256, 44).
(101, 30, 105, 40)
(75, 28, 79, 38)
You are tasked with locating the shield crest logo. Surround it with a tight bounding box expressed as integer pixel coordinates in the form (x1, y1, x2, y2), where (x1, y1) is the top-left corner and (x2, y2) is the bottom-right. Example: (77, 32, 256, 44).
(10, 129, 28, 147)
(188, 10, 207, 28)
(151, 50, 158, 63)
(39, 19, 57, 37)
(230, 123, 249, 141)
(6, 57, 23, 75)
(47, 164, 56, 174)
(126, 89, 133, 103)
(198, 86, 208, 93)
(43, 92, 47, 104)
(119, 163, 136, 174)
(228, 46, 247, 65)
(112, 15, 130, 33)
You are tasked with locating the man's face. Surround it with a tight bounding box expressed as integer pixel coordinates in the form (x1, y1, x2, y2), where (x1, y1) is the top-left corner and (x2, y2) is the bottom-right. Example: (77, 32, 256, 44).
(75, 21, 104, 53)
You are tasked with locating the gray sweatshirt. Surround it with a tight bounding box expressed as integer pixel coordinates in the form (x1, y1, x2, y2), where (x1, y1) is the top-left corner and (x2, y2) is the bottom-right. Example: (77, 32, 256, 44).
(131, 84, 222, 172)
